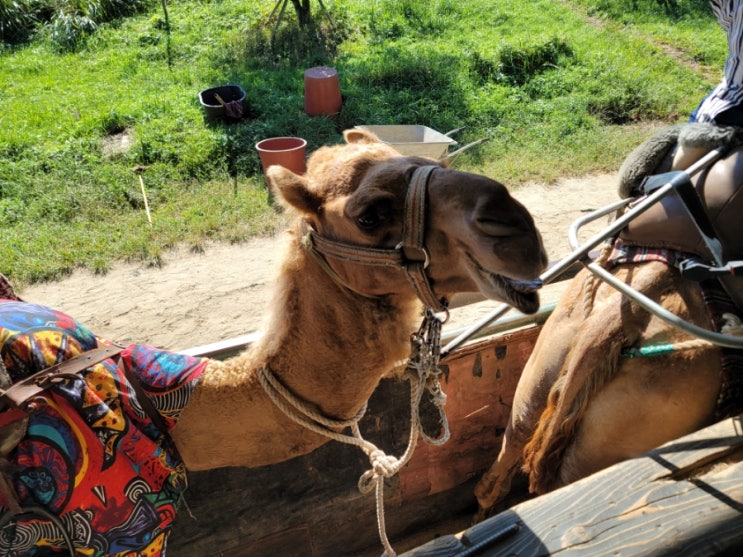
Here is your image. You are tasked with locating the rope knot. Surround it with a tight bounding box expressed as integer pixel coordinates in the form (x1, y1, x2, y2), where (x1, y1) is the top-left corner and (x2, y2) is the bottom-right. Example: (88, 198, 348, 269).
(358, 449, 402, 495)
(370, 449, 399, 478)
(429, 384, 447, 408)
(258, 307, 452, 557)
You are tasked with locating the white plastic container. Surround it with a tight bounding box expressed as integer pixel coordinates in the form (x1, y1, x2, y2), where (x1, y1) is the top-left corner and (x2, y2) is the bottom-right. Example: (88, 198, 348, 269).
(355, 125, 457, 159)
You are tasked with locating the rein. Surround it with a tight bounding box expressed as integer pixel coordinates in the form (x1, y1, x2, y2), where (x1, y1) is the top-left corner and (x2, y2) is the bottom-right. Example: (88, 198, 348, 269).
(300, 164, 448, 313)
(258, 309, 449, 557)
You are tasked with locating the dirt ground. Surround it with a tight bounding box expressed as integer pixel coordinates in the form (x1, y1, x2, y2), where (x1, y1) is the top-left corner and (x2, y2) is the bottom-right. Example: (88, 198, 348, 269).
(19, 173, 621, 352)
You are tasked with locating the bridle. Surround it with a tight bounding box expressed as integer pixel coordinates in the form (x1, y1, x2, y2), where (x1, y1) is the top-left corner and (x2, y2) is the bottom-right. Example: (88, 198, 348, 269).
(300, 164, 449, 313)
(277, 164, 452, 555)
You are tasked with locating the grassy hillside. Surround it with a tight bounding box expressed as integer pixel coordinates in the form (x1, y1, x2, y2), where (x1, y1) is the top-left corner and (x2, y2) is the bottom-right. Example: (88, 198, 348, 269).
(0, 0, 724, 286)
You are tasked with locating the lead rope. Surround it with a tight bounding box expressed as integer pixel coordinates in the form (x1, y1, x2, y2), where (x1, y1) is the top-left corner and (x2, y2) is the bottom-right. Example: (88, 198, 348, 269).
(257, 309, 449, 557)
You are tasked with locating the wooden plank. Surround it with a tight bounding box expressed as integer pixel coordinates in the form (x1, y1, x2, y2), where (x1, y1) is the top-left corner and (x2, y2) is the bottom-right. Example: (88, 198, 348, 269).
(396, 326, 540, 502)
(168, 325, 542, 556)
(230, 525, 313, 557)
(179, 300, 555, 360)
(402, 415, 743, 556)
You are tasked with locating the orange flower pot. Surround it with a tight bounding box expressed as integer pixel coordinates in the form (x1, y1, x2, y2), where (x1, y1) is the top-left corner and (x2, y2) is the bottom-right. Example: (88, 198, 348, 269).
(303, 66, 342, 116)
(255, 137, 307, 177)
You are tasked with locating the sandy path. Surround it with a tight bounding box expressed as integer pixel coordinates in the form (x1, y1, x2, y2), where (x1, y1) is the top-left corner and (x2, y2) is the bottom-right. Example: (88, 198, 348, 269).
(19, 173, 621, 351)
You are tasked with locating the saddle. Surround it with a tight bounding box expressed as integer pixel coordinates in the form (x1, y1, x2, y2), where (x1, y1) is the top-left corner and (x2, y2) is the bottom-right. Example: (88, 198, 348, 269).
(0, 299, 205, 555)
(615, 123, 743, 313)
(1, 335, 176, 529)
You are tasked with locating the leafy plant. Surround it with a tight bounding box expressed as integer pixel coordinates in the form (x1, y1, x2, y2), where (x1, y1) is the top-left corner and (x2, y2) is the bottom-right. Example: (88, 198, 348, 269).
(0, 0, 38, 43)
(1, 0, 152, 48)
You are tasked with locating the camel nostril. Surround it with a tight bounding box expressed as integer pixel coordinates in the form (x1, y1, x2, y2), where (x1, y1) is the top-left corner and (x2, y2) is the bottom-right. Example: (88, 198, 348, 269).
(475, 219, 522, 237)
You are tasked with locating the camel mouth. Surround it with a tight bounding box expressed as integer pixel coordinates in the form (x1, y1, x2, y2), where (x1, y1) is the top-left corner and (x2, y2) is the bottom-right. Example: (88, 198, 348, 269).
(467, 256, 542, 314)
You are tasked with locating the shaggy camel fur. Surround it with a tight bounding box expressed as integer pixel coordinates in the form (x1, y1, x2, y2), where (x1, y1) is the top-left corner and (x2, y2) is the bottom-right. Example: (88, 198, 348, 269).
(1, 129, 546, 555)
(474, 260, 723, 512)
(475, 138, 743, 515)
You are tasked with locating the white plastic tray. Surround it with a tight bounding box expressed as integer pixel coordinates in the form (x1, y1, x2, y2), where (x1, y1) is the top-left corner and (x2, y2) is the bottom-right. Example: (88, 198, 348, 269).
(355, 125, 457, 159)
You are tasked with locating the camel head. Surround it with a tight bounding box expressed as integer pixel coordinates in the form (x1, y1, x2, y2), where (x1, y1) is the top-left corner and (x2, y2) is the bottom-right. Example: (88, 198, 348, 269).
(265, 129, 547, 314)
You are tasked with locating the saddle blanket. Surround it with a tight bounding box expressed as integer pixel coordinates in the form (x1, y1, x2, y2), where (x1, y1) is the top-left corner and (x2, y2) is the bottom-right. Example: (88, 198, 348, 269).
(0, 300, 207, 556)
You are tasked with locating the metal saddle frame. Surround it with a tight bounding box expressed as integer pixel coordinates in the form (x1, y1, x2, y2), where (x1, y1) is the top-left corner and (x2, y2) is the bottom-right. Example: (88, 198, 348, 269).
(441, 147, 743, 360)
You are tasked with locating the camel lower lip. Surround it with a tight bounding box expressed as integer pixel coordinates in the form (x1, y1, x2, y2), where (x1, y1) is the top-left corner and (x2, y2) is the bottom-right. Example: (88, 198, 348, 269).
(507, 278, 543, 293)
(466, 255, 542, 313)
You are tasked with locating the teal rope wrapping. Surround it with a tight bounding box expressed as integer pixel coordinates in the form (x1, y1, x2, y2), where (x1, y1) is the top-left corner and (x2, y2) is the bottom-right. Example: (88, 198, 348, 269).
(621, 344, 676, 358)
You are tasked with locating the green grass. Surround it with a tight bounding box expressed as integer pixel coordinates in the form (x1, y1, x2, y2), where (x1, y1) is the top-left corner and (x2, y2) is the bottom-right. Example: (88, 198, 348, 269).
(0, 0, 725, 287)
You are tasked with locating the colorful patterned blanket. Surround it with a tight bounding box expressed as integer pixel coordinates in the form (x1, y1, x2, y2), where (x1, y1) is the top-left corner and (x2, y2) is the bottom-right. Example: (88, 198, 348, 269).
(0, 300, 207, 556)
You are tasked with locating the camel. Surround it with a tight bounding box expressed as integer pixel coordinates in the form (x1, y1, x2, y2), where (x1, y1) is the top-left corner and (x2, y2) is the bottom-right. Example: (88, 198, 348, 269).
(0, 128, 546, 556)
(475, 124, 743, 516)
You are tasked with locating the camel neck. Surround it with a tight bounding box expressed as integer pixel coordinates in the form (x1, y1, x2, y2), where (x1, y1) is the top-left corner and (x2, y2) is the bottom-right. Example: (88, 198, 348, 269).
(171, 231, 421, 470)
(254, 232, 419, 418)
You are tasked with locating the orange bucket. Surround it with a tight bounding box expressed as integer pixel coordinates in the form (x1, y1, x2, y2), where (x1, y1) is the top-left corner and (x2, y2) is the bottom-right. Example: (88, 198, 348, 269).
(303, 66, 342, 116)
(255, 137, 307, 176)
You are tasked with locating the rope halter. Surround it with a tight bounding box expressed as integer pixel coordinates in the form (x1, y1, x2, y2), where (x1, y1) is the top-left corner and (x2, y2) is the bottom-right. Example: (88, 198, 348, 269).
(258, 308, 450, 557)
(262, 164, 456, 555)
(301, 164, 449, 313)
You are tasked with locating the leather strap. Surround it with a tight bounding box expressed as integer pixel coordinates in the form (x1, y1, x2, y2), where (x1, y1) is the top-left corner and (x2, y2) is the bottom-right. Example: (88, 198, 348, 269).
(0, 417, 28, 514)
(302, 164, 448, 312)
(400, 166, 447, 311)
(0, 345, 169, 436)
(305, 230, 405, 267)
(0, 357, 11, 414)
(0, 345, 124, 412)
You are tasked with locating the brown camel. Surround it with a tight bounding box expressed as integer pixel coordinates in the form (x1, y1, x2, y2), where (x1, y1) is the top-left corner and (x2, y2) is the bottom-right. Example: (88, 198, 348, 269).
(475, 130, 743, 515)
(0, 128, 546, 555)
(172, 128, 547, 469)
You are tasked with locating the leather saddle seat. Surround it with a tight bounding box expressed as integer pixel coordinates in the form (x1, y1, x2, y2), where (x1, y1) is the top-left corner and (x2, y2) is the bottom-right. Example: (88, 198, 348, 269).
(619, 143, 743, 313)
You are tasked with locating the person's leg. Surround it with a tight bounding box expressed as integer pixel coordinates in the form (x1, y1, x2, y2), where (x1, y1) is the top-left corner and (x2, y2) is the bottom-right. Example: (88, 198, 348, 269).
(714, 104, 743, 125)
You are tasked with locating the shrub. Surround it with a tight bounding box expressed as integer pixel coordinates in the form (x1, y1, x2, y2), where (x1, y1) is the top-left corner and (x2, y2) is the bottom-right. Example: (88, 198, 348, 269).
(1, 0, 152, 48)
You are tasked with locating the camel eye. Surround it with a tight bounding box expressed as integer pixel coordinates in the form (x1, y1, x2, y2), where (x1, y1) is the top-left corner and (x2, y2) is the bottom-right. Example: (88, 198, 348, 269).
(348, 193, 395, 232)
(356, 200, 392, 231)
(357, 210, 382, 230)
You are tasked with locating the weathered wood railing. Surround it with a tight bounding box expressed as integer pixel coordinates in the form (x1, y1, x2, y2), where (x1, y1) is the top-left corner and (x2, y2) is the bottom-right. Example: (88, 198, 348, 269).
(402, 414, 743, 556)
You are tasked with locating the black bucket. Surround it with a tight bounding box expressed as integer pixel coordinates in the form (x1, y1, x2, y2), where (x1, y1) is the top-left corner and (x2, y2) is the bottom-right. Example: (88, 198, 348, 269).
(199, 84, 246, 122)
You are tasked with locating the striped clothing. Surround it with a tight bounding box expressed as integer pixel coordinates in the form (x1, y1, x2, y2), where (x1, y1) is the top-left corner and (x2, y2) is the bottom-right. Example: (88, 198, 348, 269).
(692, 1, 743, 123)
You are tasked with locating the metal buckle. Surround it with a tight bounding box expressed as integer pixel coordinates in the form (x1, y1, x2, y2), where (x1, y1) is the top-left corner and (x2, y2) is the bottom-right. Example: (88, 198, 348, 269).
(396, 242, 431, 268)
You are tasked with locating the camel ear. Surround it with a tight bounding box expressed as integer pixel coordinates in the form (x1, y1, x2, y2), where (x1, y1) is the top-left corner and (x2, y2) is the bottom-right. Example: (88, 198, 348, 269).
(266, 165, 322, 214)
(343, 128, 380, 145)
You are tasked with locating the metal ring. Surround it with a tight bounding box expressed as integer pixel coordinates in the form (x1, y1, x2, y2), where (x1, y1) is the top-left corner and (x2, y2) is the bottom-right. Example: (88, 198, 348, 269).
(395, 242, 431, 269)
